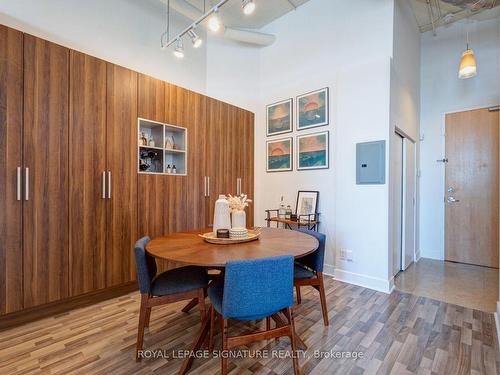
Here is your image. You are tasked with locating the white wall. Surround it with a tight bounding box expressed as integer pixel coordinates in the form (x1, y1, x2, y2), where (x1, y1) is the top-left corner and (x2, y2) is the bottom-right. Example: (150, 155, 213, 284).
(255, 0, 395, 292)
(389, 0, 421, 276)
(0, 0, 207, 93)
(419, 15, 500, 260)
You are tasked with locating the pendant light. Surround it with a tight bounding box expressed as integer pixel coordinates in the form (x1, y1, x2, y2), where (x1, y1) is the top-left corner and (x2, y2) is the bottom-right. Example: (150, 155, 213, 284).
(242, 0, 256, 15)
(458, 28, 477, 79)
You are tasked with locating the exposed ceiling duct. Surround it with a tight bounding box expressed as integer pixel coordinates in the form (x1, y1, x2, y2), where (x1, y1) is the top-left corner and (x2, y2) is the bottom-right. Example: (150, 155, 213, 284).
(168, 0, 276, 47)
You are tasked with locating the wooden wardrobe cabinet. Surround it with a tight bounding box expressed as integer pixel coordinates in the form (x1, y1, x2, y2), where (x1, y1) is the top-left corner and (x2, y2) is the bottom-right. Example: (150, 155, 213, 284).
(0, 25, 23, 315)
(23, 35, 71, 308)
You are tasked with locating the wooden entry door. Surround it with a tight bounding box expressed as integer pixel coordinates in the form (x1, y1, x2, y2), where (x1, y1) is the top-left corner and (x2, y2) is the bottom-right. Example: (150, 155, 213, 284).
(445, 107, 499, 268)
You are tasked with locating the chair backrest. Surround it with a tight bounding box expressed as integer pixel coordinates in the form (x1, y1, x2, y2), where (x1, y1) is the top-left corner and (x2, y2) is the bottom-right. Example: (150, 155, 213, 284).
(222, 255, 294, 320)
(296, 228, 326, 272)
(134, 236, 157, 294)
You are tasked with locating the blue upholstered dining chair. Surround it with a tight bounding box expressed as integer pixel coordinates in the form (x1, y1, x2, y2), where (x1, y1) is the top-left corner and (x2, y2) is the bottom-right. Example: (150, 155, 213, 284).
(293, 228, 329, 326)
(134, 237, 209, 361)
(207, 255, 300, 375)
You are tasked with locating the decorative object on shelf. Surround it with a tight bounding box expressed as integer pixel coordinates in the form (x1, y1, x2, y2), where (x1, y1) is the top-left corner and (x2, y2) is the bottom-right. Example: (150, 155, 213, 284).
(285, 205, 292, 220)
(297, 131, 329, 170)
(148, 136, 155, 147)
(216, 229, 230, 239)
(267, 137, 293, 172)
(199, 228, 261, 244)
(297, 87, 329, 130)
(266, 98, 293, 136)
(172, 165, 177, 174)
(166, 164, 171, 174)
(290, 213, 297, 221)
(165, 135, 174, 150)
(296, 191, 319, 220)
(213, 194, 231, 235)
(140, 132, 148, 146)
(226, 194, 252, 229)
(278, 196, 286, 219)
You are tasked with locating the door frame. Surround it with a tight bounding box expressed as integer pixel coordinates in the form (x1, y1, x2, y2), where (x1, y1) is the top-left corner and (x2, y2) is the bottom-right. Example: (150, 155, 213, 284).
(395, 127, 417, 270)
(440, 103, 499, 260)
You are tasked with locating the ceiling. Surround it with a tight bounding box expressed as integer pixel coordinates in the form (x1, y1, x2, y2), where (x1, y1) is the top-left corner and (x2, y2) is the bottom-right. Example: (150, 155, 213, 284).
(409, 0, 500, 33)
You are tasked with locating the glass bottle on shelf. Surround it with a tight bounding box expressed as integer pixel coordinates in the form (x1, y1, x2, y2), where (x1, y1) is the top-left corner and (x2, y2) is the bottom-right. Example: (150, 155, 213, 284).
(172, 165, 177, 174)
(140, 132, 147, 146)
(166, 164, 171, 174)
(148, 135, 155, 147)
(285, 205, 292, 220)
(278, 196, 286, 219)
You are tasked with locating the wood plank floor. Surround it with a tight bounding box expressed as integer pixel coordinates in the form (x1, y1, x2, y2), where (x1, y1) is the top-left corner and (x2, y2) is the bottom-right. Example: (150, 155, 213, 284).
(1, 276, 499, 374)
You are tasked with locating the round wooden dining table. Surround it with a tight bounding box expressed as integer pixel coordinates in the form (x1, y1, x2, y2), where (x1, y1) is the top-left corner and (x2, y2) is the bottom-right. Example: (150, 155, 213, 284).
(146, 227, 319, 267)
(146, 227, 318, 374)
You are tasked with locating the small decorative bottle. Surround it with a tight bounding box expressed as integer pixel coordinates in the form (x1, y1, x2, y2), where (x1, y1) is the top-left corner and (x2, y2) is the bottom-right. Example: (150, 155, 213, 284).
(140, 132, 148, 146)
(285, 205, 292, 220)
(148, 136, 155, 147)
(278, 196, 286, 219)
(172, 165, 177, 174)
(166, 164, 171, 174)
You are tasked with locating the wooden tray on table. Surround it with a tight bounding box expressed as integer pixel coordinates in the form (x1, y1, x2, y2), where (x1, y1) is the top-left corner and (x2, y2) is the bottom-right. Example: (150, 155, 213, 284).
(199, 228, 261, 245)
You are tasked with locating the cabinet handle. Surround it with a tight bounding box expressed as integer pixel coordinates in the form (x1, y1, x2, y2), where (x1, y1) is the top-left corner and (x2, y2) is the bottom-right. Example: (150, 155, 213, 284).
(204, 176, 207, 197)
(25, 167, 29, 201)
(102, 171, 106, 199)
(16, 167, 21, 201)
(107, 171, 111, 199)
(207, 176, 210, 197)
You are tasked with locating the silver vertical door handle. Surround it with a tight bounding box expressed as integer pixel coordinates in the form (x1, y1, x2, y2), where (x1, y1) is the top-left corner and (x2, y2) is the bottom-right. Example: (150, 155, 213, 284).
(25, 167, 29, 201)
(207, 176, 210, 197)
(102, 171, 106, 199)
(107, 171, 111, 199)
(16, 167, 21, 201)
(204, 176, 207, 197)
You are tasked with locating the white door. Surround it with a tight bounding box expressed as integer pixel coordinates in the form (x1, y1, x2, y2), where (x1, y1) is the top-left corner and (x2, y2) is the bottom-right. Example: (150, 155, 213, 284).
(402, 139, 416, 270)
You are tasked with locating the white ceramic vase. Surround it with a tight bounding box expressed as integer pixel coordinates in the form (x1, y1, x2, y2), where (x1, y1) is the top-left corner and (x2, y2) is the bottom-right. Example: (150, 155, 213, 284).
(213, 195, 231, 235)
(231, 210, 246, 229)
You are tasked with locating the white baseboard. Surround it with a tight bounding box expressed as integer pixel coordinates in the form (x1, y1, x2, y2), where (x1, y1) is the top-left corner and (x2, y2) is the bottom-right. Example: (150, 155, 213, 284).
(495, 301, 500, 345)
(326, 267, 394, 294)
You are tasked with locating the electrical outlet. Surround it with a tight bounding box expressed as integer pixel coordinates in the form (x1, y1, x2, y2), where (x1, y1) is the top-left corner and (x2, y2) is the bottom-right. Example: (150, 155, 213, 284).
(346, 250, 354, 262)
(339, 249, 347, 261)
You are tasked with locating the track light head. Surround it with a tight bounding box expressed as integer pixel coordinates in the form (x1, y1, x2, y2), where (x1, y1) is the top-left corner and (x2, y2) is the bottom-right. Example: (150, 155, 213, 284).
(242, 0, 255, 15)
(188, 29, 203, 48)
(173, 38, 184, 58)
(208, 8, 221, 32)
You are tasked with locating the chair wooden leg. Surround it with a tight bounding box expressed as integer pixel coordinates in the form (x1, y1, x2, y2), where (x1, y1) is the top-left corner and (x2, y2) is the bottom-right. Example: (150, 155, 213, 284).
(296, 286, 302, 304)
(181, 298, 198, 313)
(266, 316, 271, 331)
(209, 305, 215, 351)
(220, 315, 228, 375)
(144, 306, 152, 328)
(136, 294, 149, 362)
(197, 288, 206, 321)
(317, 273, 329, 326)
(286, 307, 300, 375)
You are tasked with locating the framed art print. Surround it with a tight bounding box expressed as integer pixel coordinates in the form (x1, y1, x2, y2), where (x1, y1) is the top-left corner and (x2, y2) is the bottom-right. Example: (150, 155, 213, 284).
(266, 137, 293, 172)
(295, 191, 319, 218)
(296, 87, 329, 130)
(297, 131, 329, 170)
(266, 98, 293, 136)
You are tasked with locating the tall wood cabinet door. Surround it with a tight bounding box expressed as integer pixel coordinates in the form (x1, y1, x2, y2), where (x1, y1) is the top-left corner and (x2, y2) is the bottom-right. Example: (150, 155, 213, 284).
(69, 51, 107, 296)
(106, 63, 138, 286)
(240, 110, 255, 227)
(138, 74, 167, 239)
(225, 104, 239, 197)
(164, 84, 188, 233)
(23, 35, 70, 308)
(0, 26, 23, 315)
(205, 98, 226, 227)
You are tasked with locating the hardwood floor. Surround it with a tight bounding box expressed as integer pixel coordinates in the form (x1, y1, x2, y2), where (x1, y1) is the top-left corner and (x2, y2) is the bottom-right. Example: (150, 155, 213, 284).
(1, 276, 499, 374)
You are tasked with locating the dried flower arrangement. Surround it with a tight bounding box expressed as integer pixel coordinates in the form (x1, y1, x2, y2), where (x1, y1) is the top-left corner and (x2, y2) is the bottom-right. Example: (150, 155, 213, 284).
(226, 194, 252, 212)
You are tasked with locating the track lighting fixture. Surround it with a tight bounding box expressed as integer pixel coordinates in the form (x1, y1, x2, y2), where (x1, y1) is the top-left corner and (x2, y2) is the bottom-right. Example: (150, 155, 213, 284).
(173, 38, 184, 58)
(208, 8, 222, 32)
(188, 29, 202, 48)
(242, 0, 256, 15)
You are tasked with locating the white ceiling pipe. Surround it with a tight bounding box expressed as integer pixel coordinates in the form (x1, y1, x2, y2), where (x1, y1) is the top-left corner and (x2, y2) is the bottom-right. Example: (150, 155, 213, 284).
(167, 0, 276, 47)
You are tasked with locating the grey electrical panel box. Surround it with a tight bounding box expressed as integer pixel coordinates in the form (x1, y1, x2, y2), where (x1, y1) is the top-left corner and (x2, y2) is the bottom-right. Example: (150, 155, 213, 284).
(356, 140, 386, 184)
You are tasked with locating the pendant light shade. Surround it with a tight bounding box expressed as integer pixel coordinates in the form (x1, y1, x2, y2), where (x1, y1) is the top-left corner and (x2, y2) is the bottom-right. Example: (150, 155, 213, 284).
(458, 48, 477, 79)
